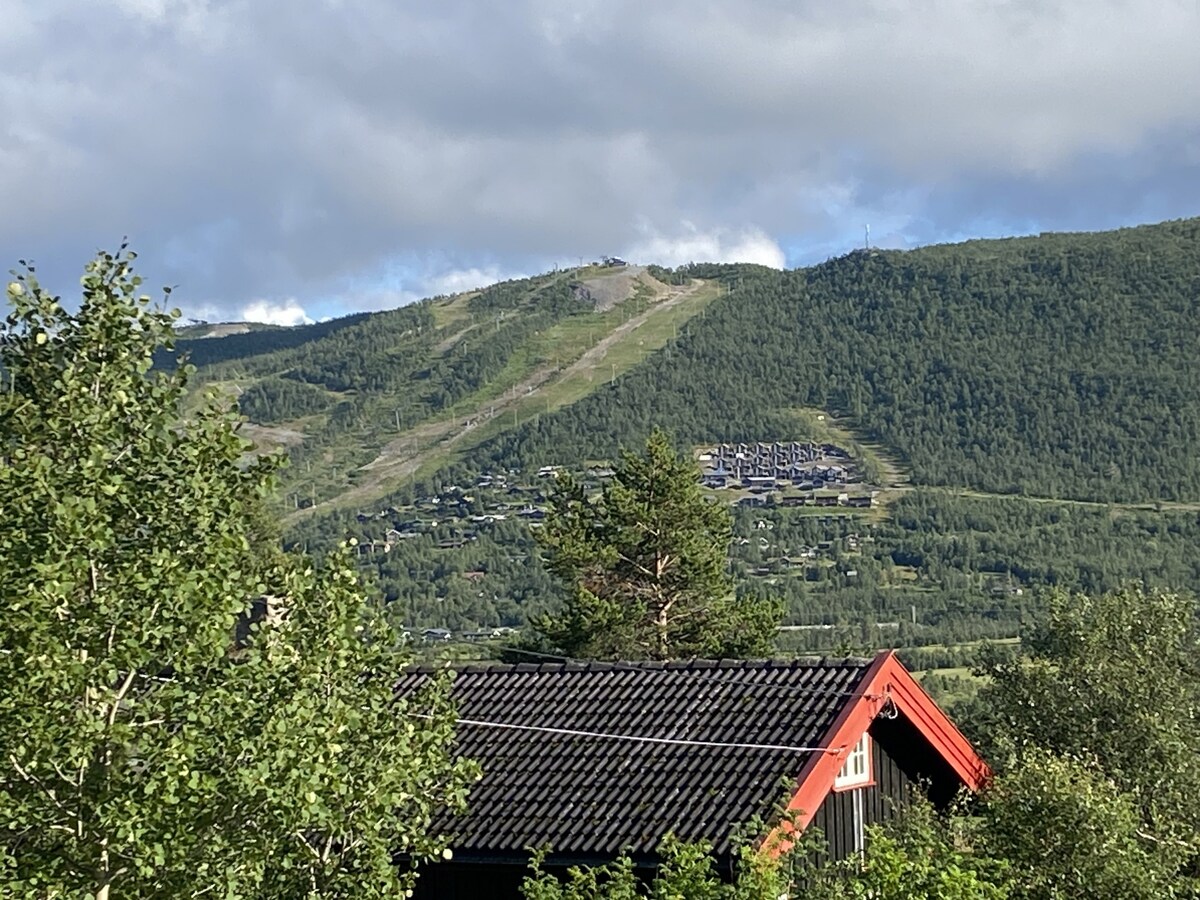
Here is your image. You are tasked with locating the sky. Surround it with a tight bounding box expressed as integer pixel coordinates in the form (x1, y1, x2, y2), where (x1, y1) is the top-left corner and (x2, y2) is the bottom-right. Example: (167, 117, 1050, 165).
(2, 1, 1199, 325)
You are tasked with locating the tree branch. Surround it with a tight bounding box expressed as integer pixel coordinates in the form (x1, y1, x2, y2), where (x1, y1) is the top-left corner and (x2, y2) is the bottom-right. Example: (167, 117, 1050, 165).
(7, 753, 79, 825)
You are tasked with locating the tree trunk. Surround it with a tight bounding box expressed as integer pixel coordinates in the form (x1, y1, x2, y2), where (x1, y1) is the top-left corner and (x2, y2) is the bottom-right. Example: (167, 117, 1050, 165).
(96, 841, 111, 900)
(656, 605, 669, 658)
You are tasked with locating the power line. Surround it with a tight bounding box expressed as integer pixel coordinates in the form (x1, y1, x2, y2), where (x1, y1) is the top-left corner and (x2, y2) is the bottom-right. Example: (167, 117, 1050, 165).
(409, 713, 840, 755)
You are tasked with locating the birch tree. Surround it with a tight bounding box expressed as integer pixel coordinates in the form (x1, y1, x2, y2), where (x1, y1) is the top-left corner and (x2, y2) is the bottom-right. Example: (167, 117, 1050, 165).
(0, 248, 476, 899)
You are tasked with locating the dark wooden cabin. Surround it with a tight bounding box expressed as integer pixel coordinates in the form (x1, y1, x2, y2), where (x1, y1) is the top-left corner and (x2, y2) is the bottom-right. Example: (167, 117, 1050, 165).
(398, 652, 989, 899)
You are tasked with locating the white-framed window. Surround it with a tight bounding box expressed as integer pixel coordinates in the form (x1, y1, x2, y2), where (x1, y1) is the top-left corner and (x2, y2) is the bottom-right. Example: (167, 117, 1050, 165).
(834, 732, 872, 790)
(851, 788, 866, 853)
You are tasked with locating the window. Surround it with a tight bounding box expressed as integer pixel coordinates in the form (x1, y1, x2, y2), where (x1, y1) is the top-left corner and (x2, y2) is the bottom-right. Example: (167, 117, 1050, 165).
(833, 732, 872, 790)
(851, 787, 866, 853)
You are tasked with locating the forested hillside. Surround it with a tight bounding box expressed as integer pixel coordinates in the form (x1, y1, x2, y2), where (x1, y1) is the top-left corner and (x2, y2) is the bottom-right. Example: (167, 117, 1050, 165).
(177, 264, 713, 509)
(463, 219, 1200, 503)
(188, 218, 1200, 657)
(195, 218, 1200, 510)
(169, 313, 375, 368)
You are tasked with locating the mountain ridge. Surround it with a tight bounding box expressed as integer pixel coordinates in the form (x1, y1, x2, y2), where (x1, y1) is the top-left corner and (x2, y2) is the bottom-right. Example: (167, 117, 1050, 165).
(185, 217, 1200, 521)
(182, 216, 1200, 644)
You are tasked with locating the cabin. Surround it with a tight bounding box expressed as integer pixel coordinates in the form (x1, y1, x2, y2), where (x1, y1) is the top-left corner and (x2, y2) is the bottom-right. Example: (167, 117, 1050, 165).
(399, 653, 989, 898)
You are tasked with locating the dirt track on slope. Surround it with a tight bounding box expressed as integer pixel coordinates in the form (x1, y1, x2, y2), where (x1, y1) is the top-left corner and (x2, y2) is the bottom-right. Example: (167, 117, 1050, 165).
(287, 280, 706, 520)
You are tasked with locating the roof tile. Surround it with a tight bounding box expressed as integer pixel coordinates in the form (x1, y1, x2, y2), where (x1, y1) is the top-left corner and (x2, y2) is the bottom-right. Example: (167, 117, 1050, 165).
(396, 657, 871, 858)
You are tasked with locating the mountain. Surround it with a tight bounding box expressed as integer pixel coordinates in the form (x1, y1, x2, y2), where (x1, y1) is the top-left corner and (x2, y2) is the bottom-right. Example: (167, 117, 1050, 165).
(184, 219, 1200, 654)
(179, 262, 718, 511)
(460, 219, 1200, 504)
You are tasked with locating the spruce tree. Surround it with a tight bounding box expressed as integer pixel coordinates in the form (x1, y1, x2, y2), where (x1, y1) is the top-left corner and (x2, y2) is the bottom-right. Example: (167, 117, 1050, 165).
(532, 429, 781, 660)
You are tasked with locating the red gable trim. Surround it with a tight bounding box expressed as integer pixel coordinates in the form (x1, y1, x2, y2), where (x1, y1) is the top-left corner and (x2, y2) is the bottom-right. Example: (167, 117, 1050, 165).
(763, 650, 990, 856)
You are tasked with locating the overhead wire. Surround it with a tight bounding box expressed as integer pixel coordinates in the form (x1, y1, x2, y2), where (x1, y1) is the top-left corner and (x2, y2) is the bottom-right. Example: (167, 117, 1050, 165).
(408, 713, 842, 755)
(404, 647, 898, 758)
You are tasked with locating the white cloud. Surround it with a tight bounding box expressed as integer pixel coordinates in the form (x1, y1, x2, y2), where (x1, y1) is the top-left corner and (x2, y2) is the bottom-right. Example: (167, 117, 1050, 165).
(240, 299, 312, 327)
(423, 266, 523, 296)
(2, 0, 1199, 319)
(625, 224, 787, 269)
(107, 0, 231, 46)
(315, 263, 530, 318)
(110, 0, 175, 22)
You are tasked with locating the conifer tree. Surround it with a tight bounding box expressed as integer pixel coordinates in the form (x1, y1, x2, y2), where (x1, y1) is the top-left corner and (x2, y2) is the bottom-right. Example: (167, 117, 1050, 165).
(532, 429, 781, 660)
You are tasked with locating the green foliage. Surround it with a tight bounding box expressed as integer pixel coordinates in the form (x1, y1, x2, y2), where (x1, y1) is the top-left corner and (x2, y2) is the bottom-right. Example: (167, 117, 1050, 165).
(808, 799, 1010, 900)
(160, 312, 374, 370)
(516, 779, 1180, 899)
(519, 837, 789, 900)
(976, 749, 1180, 900)
(885, 490, 1200, 597)
(237, 375, 334, 423)
(972, 587, 1200, 854)
(532, 430, 782, 660)
(0, 250, 477, 898)
(520, 850, 643, 900)
(519, 804, 1009, 900)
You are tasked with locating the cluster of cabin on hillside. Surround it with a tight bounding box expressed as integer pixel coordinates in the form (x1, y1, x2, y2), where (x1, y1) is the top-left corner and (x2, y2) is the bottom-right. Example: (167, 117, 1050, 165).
(407, 624, 517, 645)
(343, 451, 886, 640)
(352, 442, 882, 559)
(737, 492, 877, 509)
(353, 480, 551, 554)
(736, 526, 869, 580)
(700, 441, 878, 507)
(700, 441, 858, 489)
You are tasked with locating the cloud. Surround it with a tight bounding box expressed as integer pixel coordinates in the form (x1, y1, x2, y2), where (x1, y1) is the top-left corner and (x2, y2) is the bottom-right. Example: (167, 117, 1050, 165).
(240, 299, 312, 327)
(626, 225, 786, 269)
(306, 260, 532, 320)
(423, 267, 525, 297)
(1, 0, 1198, 320)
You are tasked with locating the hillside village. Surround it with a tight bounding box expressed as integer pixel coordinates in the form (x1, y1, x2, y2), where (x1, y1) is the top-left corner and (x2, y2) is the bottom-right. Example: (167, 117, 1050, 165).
(699, 441, 878, 507)
(359, 438, 877, 552)
(342, 439, 881, 644)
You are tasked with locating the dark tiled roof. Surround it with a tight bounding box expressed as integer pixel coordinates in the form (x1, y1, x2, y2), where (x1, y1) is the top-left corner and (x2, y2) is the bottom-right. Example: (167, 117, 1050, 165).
(395, 657, 872, 859)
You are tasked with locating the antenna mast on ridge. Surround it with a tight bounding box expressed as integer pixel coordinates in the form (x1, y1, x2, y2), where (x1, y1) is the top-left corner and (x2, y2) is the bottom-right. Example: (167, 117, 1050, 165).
(864, 224, 871, 250)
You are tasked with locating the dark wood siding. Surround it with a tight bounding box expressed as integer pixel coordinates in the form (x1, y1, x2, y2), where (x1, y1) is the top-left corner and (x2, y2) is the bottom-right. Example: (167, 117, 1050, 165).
(412, 861, 528, 900)
(412, 858, 659, 900)
(869, 711, 964, 809)
(809, 726, 917, 861)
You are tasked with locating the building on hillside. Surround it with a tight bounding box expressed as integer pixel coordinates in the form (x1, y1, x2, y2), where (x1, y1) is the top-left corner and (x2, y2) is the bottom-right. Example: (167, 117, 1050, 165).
(398, 652, 989, 899)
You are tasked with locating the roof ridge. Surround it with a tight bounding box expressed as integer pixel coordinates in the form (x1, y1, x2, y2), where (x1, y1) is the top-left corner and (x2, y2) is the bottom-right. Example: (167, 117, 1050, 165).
(403, 655, 875, 675)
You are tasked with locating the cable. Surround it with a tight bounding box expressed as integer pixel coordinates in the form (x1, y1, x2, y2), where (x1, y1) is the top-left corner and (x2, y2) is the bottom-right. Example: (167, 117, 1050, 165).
(409, 713, 841, 755)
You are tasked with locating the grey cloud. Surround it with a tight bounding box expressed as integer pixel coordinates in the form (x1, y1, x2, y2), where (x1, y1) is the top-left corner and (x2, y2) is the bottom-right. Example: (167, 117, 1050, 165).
(1, 0, 1198, 318)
